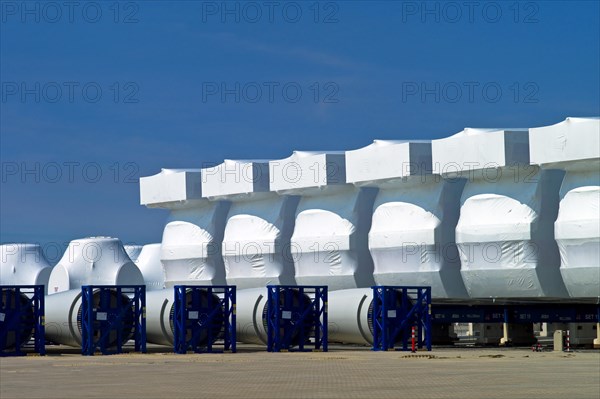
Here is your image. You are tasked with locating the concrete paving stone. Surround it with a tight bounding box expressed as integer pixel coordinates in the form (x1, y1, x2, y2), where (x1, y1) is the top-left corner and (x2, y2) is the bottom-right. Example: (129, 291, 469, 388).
(1, 346, 599, 399)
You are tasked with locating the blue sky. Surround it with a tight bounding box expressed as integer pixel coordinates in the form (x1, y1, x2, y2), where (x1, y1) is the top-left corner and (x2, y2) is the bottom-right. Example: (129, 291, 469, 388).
(1, 0, 599, 261)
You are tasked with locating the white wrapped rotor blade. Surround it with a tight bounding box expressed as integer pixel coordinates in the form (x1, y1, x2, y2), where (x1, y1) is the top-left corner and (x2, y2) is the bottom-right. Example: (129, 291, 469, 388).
(45, 289, 85, 347)
(203, 160, 298, 289)
(235, 287, 316, 346)
(346, 140, 468, 298)
(141, 168, 230, 286)
(124, 245, 143, 263)
(1, 243, 53, 294)
(556, 168, 600, 297)
(433, 128, 568, 299)
(134, 244, 165, 291)
(328, 288, 373, 345)
(530, 117, 600, 298)
(235, 288, 268, 345)
(290, 185, 377, 290)
(45, 288, 134, 348)
(455, 167, 567, 298)
(161, 202, 230, 286)
(271, 151, 377, 290)
(145, 289, 175, 346)
(47, 237, 144, 295)
(146, 288, 224, 347)
(221, 194, 298, 289)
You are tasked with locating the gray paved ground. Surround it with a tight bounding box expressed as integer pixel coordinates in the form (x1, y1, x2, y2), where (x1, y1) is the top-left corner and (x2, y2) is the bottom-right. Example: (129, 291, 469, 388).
(1, 346, 599, 399)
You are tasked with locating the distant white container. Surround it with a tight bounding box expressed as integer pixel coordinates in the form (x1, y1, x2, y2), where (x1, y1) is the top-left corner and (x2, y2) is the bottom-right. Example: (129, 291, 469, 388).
(271, 151, 377, 290)
(433, 128, 568, 298)
(530, 117, 600, 298)
(141, 168, 229, 286)
(47, 237, 144, 294)
(346, 140, 468, 298)
(203, 160, 298, 288)
(0, 243, 53, 293)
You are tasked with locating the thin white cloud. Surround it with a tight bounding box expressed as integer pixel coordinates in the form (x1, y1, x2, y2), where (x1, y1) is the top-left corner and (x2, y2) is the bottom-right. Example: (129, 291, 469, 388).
(197, 32, 369, 71)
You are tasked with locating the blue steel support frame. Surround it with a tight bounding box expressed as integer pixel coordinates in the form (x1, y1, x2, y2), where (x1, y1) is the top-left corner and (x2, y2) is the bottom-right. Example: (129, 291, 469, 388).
(266, 285, 328, 352)
(80, 285, 146, 356)
(371, 286, 432, 352)
(173, 285, 236, 354)
(0, 285, 45, 356)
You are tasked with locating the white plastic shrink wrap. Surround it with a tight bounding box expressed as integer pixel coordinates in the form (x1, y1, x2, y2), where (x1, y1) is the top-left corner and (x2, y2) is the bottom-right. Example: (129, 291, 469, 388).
(141, 168, 230, 286)
(124, 245, 143, 263)
(530, 117, 600, 298)
(0, 243, 53, 293)
(271, 151, 376, 290)
(47, 237, 144, 294)
(347, 140, 468, 298)
(327, 288, 373, 345)
(220, 194, 299, 288)
(161, 201, 229, 286)
(370, 177, 467, 297)
(433, 128, 568, 299)
(203, 160, 298, 288)
(291, 185, 377, 290)
(134, 244, 165, 291)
